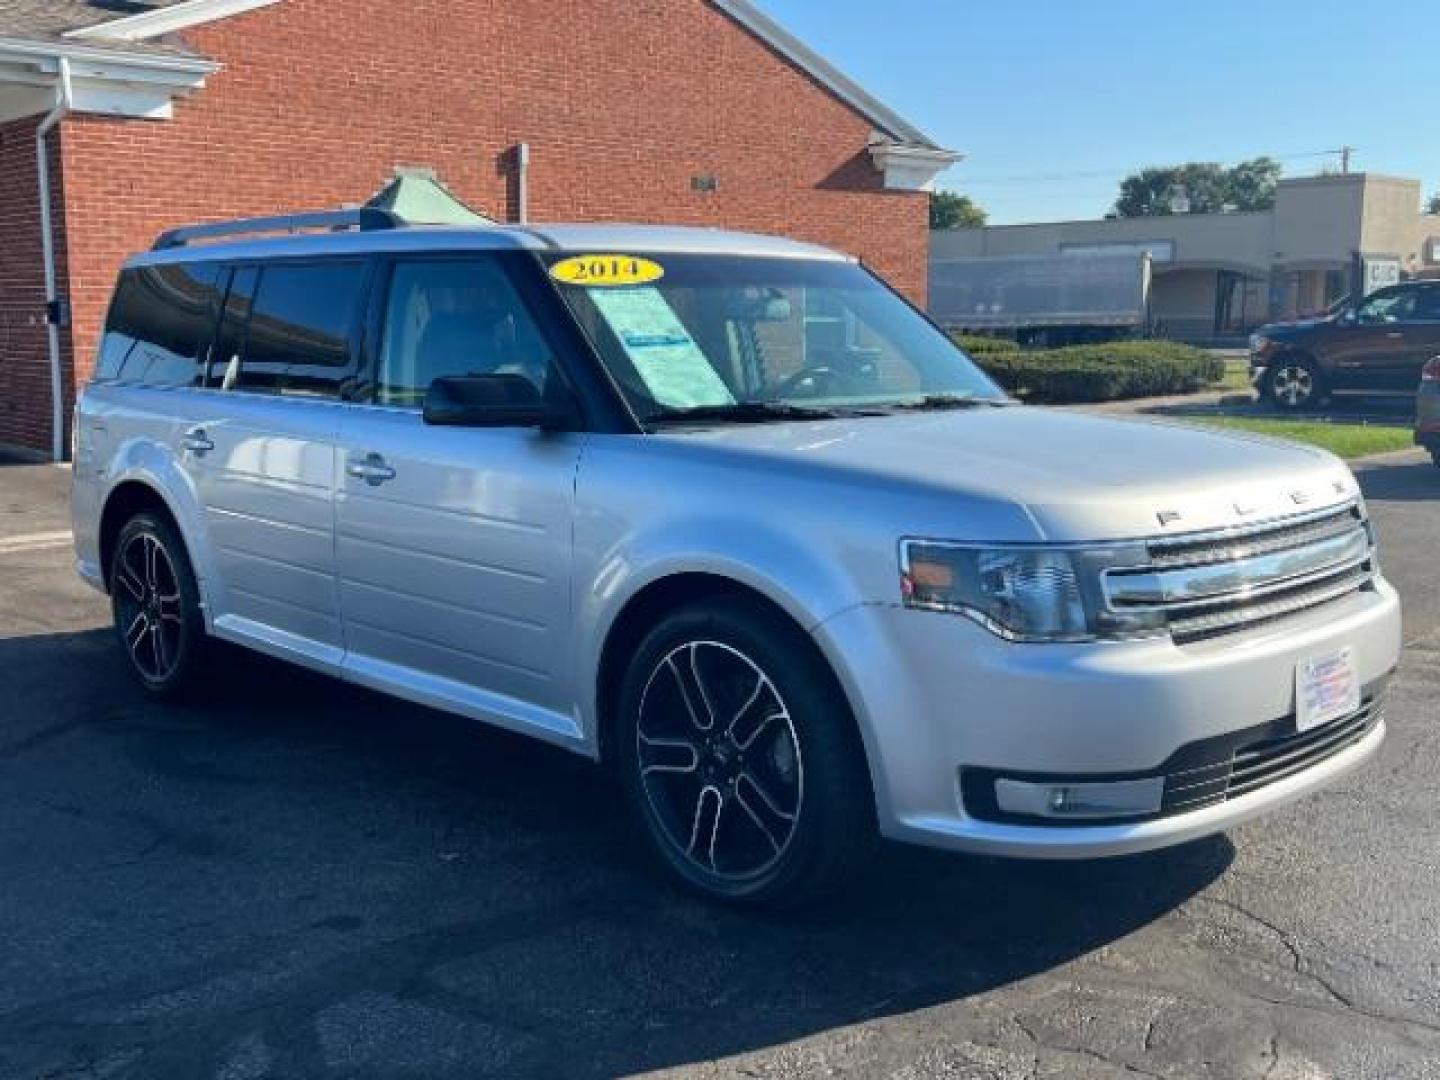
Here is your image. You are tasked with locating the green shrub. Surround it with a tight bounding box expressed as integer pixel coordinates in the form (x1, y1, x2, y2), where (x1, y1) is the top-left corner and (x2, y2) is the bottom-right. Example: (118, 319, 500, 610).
(973, 341, 1225, 404)
(949, 333, 1021, 358)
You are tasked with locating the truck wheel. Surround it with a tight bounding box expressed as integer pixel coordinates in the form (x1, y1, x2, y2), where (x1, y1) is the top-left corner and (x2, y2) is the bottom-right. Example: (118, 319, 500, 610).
(110, 512, 208, 699)
(1266, 357, 1324, 411)
(616, 596, 876, 907)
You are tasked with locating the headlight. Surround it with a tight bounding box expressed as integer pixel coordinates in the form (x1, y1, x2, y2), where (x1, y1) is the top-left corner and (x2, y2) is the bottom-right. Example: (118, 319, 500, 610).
(900, 541, 1166, 643)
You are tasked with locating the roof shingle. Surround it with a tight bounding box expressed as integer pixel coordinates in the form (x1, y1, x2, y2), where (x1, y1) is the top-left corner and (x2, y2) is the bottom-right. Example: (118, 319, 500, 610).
(0, 1, 188, 41)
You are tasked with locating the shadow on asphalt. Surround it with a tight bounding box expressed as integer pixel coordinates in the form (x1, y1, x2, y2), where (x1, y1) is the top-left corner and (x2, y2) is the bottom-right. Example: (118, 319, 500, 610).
(1, 627, 1232, 1078)
(1356, 459, 1439, 502)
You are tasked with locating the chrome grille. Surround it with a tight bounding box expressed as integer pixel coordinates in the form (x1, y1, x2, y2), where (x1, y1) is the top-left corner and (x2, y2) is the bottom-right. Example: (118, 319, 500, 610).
(1105, 502, 1375, 643)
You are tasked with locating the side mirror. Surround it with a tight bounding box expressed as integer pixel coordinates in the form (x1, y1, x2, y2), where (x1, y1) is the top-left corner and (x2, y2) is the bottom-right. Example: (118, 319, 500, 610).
(422, 374, 577, 430)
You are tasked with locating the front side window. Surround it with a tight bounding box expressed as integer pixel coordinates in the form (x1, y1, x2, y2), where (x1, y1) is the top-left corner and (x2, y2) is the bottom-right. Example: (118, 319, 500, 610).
(101, 262, 222, 386)
(1356, 288, 1416, 325)
(545, 253, 1005, 422)
(376, 258, 559, 408)
(216, 262, 366, 398)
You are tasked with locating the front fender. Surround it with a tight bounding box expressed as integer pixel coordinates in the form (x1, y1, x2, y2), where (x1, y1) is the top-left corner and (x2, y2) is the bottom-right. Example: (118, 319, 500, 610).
(575, 512, 864, 746)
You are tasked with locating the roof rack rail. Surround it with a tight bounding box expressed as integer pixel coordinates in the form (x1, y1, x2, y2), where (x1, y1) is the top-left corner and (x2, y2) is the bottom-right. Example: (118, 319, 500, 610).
(151, 207, 406, 251)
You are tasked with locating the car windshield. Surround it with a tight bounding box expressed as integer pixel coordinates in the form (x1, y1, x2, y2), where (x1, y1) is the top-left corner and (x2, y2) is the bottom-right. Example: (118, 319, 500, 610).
(543, 253, 1007, 423)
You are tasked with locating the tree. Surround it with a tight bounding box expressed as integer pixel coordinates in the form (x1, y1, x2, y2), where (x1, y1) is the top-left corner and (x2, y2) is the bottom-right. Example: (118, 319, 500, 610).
(930, 190, 987, 230)
(1113, 157, 1282, 217)
(1426, 192, 1440, 215)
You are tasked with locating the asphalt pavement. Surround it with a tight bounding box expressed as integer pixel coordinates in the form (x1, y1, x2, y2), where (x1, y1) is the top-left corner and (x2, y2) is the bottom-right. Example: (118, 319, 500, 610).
(1, 452, 1437, 1079)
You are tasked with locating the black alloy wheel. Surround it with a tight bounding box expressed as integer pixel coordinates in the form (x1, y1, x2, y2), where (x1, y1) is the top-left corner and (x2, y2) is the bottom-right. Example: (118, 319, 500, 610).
(110, 513, 206, 698)
(617, 597, 875, 907)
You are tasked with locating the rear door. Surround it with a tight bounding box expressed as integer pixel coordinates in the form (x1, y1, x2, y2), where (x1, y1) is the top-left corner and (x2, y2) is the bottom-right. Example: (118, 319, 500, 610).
(334, 254, 583, 740)
(181, 259, 370, 669)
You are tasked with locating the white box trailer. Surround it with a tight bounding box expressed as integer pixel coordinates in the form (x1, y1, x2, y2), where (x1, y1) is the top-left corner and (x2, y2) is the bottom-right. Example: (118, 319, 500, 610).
(928, 251, 1152, 345)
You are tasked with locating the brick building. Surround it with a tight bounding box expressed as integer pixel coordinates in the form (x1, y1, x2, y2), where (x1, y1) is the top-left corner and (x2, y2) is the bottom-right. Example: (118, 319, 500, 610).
(0, 0, 956, 458)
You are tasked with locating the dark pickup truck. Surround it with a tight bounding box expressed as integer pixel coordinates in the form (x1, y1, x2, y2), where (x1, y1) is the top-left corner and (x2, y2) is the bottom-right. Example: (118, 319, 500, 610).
(1250, 280, 1440, 410)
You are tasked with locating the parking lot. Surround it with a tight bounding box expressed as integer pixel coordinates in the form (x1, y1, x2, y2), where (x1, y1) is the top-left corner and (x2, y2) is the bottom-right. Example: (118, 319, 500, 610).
(1, 453, 1437, 1079)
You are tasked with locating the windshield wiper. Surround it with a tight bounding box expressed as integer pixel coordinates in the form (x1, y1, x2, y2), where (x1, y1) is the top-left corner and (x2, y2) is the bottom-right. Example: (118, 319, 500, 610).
(886, 395, 1012, 411)
(646, 401, 853, 425)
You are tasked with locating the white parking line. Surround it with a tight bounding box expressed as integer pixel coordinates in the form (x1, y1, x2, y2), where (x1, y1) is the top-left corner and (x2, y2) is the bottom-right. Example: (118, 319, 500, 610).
(0, 530, 74, 556)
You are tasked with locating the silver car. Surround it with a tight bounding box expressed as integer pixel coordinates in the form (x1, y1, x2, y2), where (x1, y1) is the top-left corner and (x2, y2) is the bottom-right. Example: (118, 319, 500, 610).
(72, 211, 1402, 905)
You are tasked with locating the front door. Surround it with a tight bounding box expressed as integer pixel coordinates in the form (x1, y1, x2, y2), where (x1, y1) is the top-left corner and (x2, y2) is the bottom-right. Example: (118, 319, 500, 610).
(334, 255, 583, 742)
(1327, 287, 1421, 392)
(1402, 286, 1440, 390)
(185, 260, 369, 669)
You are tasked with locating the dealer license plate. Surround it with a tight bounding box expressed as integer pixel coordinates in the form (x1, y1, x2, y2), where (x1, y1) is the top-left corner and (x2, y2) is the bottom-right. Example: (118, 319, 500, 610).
(1295, 647, 1360, 733)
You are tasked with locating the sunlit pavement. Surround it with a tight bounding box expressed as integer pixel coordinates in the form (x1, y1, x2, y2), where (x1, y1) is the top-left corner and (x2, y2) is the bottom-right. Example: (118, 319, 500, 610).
(1, 456, 1436, 1079)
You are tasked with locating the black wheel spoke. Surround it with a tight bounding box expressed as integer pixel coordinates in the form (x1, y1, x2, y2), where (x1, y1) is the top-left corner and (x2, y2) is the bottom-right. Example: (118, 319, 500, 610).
(666, 647, 717, 732)
(116, 557, 146, 602)
(143, 536, 161, 592)
(124, 612, 149, 653)
(639, 733, 700, 777)
(729, 675, 783, 751)
(156, 591, 184, 626)
(686, 786, 725, 870)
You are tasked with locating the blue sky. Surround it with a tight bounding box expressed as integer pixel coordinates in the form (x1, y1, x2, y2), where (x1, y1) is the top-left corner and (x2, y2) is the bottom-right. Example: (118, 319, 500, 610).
(755, 0, 1440, 225)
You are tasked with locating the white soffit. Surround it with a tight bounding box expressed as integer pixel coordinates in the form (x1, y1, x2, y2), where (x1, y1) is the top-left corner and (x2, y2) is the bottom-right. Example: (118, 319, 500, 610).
(0, 38, 215, 121)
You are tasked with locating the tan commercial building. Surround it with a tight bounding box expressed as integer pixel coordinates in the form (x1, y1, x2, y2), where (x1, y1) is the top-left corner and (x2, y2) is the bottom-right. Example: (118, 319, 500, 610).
(931, 173, 1440, 341)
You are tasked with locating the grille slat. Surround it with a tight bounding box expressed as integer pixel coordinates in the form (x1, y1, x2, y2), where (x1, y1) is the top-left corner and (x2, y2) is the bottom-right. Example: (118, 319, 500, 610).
(1227, 702, 1381, 797)
(1106, 502, 1374, 643)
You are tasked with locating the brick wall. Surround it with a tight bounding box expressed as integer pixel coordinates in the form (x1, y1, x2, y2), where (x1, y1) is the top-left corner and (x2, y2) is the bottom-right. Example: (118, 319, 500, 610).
(45, 0, 926, 442)
(0, 116, 71, 454)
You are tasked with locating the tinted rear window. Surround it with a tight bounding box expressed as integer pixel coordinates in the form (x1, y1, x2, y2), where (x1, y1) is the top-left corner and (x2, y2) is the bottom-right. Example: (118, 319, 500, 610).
(100, 263, 223, 386)
(214, 262, 367, 398)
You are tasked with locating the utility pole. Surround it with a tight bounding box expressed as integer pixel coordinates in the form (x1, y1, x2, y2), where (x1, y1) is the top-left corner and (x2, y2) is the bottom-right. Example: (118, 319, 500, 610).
(1338, 146, 1355, 175)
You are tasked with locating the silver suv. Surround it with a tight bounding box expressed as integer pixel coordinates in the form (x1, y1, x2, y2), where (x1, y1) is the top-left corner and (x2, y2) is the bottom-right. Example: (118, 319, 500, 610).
(72, 211, 1402, 905)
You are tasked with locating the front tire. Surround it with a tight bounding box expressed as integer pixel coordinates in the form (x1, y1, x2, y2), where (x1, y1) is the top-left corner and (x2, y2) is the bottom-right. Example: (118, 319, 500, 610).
(617, 597, 876, 907)
(109, 512, 208, 699)
(1265, 356, 1324, 411)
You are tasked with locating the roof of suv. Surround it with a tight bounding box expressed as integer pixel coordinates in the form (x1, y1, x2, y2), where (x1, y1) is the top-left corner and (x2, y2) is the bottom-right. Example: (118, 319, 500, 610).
(127, 223, 854, 269)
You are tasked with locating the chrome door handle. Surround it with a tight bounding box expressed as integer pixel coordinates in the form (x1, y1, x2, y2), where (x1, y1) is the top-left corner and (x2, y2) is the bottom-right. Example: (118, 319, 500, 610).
(1385, 331, 1405, 339)
(182, 428, 214, 455)
(346, 453, 396, 486)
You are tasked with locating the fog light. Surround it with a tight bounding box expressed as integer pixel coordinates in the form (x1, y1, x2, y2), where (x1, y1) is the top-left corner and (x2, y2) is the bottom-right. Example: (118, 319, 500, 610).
(995, 777, 1165, 820)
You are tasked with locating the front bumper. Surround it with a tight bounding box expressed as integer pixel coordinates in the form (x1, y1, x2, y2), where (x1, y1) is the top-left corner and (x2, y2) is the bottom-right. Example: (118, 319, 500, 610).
(814, 575, 1401, 858)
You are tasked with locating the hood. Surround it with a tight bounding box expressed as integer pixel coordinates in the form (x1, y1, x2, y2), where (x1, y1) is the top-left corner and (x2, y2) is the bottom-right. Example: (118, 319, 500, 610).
(1256, 315, 1333, 336)
(660, 406, 1358, 542)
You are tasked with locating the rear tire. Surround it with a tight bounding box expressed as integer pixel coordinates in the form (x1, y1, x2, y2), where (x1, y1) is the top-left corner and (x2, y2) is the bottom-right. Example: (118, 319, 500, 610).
(616, 596, 876, 908)
(109, 512, 208, 700)
(1265, 356, 1324, 411)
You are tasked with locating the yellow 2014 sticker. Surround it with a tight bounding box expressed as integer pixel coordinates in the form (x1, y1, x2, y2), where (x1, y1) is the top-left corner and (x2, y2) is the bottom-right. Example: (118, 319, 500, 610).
(549, 254, 665, 287)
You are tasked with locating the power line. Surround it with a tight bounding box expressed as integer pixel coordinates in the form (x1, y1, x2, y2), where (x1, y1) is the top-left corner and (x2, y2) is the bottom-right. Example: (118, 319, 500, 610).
(950, 148, 1355, 186)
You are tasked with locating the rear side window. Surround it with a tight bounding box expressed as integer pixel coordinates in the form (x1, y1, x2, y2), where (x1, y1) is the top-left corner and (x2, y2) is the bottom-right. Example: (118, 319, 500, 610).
(213, 262, 367, 398)
(1413, 288, 1440, 322)
(99, 263, 222, 386)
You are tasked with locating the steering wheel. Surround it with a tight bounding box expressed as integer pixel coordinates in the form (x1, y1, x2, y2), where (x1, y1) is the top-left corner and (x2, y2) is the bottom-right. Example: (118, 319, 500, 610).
(771, 364, 849, 400)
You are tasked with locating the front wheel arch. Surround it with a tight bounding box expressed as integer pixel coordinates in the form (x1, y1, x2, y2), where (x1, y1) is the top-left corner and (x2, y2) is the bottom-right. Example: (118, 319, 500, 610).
(595, 574, 865, 774)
